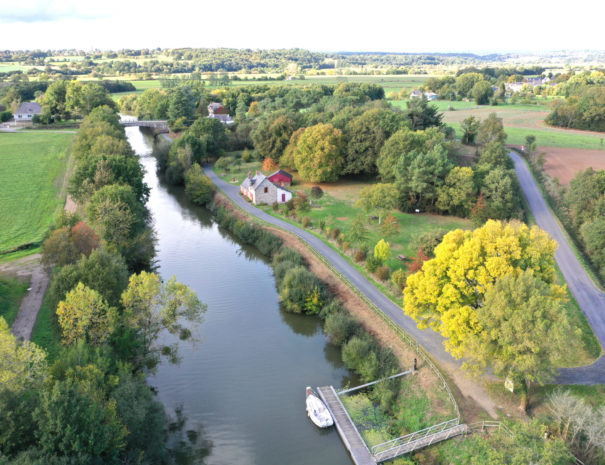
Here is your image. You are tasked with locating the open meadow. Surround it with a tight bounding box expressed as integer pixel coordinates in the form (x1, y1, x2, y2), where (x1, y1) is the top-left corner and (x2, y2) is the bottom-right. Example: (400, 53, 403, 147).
(0, 131, 74, 254)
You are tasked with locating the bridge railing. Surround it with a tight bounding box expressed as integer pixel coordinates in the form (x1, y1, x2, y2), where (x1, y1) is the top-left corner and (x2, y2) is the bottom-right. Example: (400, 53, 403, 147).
(371, 418, 460, 456)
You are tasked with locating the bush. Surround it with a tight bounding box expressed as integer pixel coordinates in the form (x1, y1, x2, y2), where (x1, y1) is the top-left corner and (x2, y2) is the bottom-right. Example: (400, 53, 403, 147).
(272, 201, 279, 211)
(262, 157, 278, 172)
(255, 231, 282, 256)
(365, 255, 382, 273)
(411, 230, 446, 258)
(293, 192, 310, 212)
(302, 216, 311, 228)
(324, 312, 360, 346)
(375, 265, 390, 281)
(241, 149, 252, 162)
(391, 268, 407, 290)
(331, 227, 341, 240)
(310, 186, 324, 199)
(185, 164, 215, 206)
(353, 249, 367, 262)
(0, 110, 12, 122)
(319, 300, 344, 318)
(279, 266, 324, 314)
(318, 218, 326, 231)
(215, 156, 234, 172)
(272, 247, 305, 267)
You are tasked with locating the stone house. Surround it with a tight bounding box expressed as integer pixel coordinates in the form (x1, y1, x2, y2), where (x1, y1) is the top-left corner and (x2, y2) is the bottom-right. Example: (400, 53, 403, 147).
(240, 171, 293, 205)
(14, 102, 42, 121)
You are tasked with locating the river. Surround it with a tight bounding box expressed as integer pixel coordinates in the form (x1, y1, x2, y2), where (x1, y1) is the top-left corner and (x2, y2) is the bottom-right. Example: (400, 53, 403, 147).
(124, 127, 355, 465)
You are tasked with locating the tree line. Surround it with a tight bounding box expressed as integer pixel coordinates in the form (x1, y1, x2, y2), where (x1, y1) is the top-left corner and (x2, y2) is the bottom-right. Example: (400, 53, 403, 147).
(0, 107, 207, 464)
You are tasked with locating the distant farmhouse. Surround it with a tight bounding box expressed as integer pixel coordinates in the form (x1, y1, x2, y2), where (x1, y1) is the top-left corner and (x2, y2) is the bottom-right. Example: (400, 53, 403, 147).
(240, 170, 293, 205)
(208, 102, 234, 125)
(409, 90, 437, 101)
(14, 102, 41, 121)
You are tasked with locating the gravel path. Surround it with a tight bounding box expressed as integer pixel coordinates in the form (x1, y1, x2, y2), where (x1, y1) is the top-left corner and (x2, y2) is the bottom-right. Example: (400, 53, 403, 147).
(0, 254, 49, 341)
(208, 162, 605, 386)
(510, 151, 605, 384)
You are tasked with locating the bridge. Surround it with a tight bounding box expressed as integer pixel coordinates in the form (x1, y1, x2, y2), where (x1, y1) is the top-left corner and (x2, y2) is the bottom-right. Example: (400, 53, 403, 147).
(120, 120, 169, 133)
(317, 374, 467, 465)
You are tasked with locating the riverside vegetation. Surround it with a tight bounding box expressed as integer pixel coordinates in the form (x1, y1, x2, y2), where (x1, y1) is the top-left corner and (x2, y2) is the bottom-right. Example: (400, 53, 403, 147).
(0, 102, 207, 464)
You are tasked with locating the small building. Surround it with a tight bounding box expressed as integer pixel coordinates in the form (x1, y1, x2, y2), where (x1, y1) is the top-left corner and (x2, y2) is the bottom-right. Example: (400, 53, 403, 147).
(409, 90, 437, 101)
(240, 171, 293, 205)
(14, 102, 42, 121)
(267, 169, 293, 187)
(208, 102, 226, 115)
(208, 102, 234, 125)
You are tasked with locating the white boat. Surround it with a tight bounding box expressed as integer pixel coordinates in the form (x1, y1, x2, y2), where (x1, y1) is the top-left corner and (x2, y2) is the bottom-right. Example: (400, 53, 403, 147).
(306, 387, 334, 428)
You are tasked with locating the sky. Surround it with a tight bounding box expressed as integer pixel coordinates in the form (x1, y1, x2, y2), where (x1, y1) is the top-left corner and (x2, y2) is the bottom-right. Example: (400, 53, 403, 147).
(1, 0, 604, 53)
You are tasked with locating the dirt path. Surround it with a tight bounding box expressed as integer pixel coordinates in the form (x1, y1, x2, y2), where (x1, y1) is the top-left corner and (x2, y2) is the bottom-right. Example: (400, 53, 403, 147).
(0, 254, 49, 341)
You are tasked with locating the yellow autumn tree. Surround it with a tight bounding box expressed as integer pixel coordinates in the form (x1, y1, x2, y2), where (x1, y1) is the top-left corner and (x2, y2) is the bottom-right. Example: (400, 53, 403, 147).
(0, 317, 47, 391)
(374, 239, 392, 262)
(403, 220, 562, 358)
(56, 283, 118, 346)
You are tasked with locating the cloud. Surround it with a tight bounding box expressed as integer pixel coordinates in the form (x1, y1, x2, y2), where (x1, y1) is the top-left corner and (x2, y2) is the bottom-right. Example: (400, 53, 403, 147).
(0, 1, 111, 23)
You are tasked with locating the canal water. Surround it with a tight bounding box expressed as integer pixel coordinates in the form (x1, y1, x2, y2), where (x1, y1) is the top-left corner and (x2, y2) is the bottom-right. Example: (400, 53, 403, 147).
(125, 127, 355, 465)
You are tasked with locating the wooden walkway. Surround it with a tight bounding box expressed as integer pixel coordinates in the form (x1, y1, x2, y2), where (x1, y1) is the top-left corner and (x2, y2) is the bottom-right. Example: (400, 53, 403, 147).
(317, 386, 376, 465)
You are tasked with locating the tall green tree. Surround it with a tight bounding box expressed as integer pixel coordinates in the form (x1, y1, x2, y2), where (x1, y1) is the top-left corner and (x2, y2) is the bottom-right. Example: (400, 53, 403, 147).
(477, 113, 507, 146)
(355, 183, 398, 224)
(293, 123, 345, 182)
(465, 270, 576, 410)
(437, 166, 477, 216)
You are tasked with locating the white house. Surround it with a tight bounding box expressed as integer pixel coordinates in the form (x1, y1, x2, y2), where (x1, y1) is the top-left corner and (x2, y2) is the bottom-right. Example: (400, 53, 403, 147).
(14, 102, 42, 121)
(409, 90, 438, 101)
(240, 171, 293, 205)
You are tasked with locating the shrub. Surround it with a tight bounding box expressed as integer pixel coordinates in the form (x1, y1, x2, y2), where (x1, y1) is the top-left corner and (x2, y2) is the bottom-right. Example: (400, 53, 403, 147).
(282, 199, 294, 213)
(375, 265, 390, 281)
(310, 186, 324, 199)
(374, 239, 391, 262)
(353, 249, 367, 263)
(342, 241, 350, 252)
(279, 266, 324, 314)
(293, 192, 310, 212)
(324, 312, 360, 346)
(262, 157, 278, 172)
(411, 230, 446, 258)
(255, 231, 282, 256)
(318, 218, 326, 231)
(272, 201, 279, 211)
(302, 216, 311, 228)
(272, 247, 305, 267)
(365, 255, 382, 273)
(319, 300, 344, 318)
(215, 156, 234, 171)
(331, 227, 341, 240)
(391, 268, 407, 290)
(241, 149, 252, 162)
(185, 164, 215, 206)
(337, 233, 345, 245)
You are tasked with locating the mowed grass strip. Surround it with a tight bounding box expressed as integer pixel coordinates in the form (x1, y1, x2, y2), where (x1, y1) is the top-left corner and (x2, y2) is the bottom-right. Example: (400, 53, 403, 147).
(0, 131, 74, 253)
(0, 277, 29, 326)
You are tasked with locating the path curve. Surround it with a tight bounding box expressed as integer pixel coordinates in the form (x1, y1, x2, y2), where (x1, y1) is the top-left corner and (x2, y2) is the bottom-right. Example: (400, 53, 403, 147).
(509, 151, 605, 384)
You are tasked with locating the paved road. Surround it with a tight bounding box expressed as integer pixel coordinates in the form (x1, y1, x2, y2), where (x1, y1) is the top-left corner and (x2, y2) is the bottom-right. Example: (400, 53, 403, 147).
(510, 152, 605, 383)
(207, 163, 605, 385)
(205, 167, 460, 367)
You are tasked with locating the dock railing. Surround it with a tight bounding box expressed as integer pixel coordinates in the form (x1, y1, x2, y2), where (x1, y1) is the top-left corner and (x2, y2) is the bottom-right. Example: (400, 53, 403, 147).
(371, 418, 460, 456)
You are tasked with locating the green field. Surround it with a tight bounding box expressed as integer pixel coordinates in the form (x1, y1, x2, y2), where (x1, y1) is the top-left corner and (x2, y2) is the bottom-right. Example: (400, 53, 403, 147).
(0, 131, 74, 254)
(0, 277, 28, 326)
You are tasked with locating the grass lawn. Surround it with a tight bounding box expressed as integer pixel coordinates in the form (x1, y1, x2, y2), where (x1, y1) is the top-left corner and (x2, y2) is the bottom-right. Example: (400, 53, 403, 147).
(0, 131, 74, 254)
(31, 292, 61, 361)
(0, 277, 29, 327)
(213, 159, 471, 304)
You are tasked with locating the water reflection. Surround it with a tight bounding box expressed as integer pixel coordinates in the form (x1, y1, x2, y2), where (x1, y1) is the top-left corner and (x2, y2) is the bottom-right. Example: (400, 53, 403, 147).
(129, 128, 354, 465)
